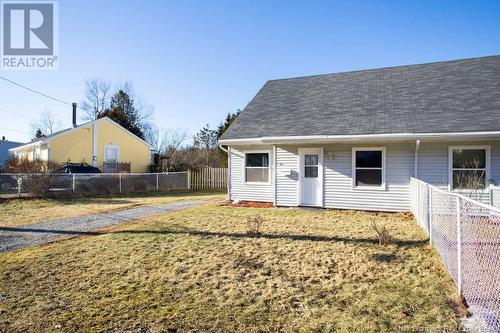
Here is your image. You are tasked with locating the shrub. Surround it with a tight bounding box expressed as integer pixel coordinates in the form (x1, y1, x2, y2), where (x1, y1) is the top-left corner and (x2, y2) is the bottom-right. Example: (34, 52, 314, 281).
(4, 156, 61, 197)
(371, 220, 393, 245)
(246, 216, 264, 235)
(4, 156, 60, 174)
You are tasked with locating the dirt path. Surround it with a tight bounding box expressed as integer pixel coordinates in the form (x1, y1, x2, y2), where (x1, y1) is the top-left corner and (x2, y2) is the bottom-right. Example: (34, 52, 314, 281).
(0, 200, 206, 253)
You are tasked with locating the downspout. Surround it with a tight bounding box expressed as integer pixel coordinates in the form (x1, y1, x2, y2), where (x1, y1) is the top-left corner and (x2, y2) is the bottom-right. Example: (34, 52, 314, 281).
(92, 122, 97, 167)
(414, 139, 421, 179)
(219, 145, 234, 201)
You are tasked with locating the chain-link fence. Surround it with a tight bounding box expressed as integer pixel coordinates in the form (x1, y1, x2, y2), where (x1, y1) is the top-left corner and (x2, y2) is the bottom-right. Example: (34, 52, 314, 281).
(0, 172, 189, 197)
(411, 178, 500, 332)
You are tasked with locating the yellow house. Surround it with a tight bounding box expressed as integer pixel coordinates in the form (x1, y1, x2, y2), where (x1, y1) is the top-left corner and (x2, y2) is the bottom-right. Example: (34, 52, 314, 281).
(10, 117, 151, 173)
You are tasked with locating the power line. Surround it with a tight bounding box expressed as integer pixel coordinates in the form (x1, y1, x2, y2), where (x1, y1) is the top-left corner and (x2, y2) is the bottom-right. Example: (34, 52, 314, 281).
(0, 74, 78, 108)
(0, 97, 43, 115)
(0, 127, 32, 135)
(0, 108, 38, 121)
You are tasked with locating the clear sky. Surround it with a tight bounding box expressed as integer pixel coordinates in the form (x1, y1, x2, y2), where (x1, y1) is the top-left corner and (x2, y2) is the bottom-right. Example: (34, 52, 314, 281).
(1, 0, 500, 143)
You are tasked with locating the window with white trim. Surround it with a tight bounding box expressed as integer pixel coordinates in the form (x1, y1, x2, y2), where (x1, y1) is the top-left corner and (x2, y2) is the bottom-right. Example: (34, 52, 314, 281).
(353, 148, 385, 188)
(245, 152, 269, 183)
(450, 147, 489, 190)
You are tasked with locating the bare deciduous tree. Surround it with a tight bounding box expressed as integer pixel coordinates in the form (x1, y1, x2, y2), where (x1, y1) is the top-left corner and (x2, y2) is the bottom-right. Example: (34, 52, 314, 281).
(143, 122, 160, 151)
(161, 129, 188, 170)
(31, 109, 61, 137)
(81, 78, 112, 120)
(143, 124, 188, 171)
(116, 80, 154, 124)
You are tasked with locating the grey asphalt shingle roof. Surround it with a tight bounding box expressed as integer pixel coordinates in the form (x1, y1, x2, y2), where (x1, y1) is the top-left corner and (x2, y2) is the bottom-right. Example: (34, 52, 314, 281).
(221, 55, 500, 140)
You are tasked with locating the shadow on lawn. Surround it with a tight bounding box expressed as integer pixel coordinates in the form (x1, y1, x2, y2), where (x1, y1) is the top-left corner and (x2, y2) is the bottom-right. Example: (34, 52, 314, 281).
(0, 226, 427, 248)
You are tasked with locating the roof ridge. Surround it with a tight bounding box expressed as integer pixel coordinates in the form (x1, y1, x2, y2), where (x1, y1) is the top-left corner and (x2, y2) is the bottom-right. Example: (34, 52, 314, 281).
(267, 54, 500, 83)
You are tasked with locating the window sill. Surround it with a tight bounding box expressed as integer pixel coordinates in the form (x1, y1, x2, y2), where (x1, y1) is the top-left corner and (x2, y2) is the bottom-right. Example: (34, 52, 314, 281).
(351, 185, 387, 191)
(245, 182, 272, 186)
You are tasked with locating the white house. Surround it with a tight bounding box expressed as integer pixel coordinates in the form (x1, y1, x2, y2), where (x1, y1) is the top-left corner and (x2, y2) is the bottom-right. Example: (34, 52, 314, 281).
(218, 55, 500, 211)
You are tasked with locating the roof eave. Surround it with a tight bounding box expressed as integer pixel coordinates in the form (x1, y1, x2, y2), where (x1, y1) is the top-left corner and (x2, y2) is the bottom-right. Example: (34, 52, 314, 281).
(218, 131, 500, 145)
(9, 140, 44, 151)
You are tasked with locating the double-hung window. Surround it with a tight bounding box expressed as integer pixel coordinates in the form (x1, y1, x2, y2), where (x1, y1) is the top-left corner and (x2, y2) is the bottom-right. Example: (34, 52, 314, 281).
(245, 152, 270, 183)
(352, 147, 385, 188)
(449, 146, 490, 190)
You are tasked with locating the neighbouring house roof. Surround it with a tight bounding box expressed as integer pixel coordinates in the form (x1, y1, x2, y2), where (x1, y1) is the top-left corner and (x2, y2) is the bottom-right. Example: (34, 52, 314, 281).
(10, 117, 151, 151)
(220, 55, 500, 143)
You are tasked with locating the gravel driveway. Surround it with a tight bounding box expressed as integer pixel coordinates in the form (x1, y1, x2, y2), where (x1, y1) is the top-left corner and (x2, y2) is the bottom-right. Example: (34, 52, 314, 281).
(0, 200, 206, 253)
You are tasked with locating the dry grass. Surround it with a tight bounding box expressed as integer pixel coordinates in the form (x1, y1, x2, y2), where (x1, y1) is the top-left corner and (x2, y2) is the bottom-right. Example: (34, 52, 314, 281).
(0, 205, 465, 332)
(0, 191, 225, 227)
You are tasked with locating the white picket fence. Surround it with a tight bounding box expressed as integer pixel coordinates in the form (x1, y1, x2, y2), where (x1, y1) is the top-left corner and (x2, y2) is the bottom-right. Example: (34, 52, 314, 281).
(410, 178, 500, 331)
(188, 167, 227, 190)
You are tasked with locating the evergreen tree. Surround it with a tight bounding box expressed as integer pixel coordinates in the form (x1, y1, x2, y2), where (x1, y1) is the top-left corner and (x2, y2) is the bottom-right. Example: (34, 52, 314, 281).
(100, 90, 144, 139)
(193, 124, 218, 166)
(216, 110, 241, 167)
(193, 124, 218, 150)
(32, 128, 45, 141)
(216, 110, 241, 138)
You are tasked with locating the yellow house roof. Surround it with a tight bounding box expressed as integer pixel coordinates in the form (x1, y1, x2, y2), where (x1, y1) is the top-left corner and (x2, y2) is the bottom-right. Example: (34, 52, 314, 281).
(10, 117, 151, 152)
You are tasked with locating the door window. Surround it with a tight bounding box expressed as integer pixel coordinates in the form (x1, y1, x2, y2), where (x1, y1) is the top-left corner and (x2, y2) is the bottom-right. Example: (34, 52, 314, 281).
(105, 145, 119, 163)
(304, 154, 319, 178)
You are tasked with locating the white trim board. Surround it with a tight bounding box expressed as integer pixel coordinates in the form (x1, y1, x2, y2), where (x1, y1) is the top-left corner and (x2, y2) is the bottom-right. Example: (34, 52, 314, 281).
(218, 131, 500, 145)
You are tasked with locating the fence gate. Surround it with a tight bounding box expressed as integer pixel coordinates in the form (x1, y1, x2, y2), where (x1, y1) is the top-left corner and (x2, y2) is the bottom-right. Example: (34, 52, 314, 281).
(189, 167, 227, 190)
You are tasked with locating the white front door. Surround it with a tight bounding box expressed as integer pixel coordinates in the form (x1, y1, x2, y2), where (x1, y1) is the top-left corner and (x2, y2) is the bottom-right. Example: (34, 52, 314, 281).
(299, 148, 323, 207)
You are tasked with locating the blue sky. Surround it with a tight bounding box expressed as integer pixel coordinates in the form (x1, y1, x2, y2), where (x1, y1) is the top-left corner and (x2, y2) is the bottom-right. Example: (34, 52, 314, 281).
(1, 0, 500, 142)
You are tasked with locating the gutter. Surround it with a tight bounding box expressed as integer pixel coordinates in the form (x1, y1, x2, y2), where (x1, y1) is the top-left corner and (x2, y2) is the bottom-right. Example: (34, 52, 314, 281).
(9, 140, 42, 152)
(218, 131, 500, 145)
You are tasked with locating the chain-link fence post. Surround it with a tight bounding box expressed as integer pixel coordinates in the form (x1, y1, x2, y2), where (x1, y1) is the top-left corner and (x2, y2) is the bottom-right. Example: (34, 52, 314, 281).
(456, 196, 462, 296)
(490, 184, 494, 206)
(72, 174, 76, 193)
(156, 173, 159, 191)
(119, 173, 122, 194)
(17, 177, 21, 197)
(187, 169, 191, 190)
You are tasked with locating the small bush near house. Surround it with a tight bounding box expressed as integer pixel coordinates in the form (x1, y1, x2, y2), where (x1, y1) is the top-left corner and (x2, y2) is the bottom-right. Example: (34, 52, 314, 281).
(371, 220, 394, 245)
(246, 215, 264, 235)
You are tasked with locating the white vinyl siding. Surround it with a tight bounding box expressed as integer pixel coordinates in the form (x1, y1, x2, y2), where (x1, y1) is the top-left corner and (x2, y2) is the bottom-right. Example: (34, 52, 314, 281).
(228, 146, 274, 202)
(228, 139, 500, 211)
(324, 143, 414, 212)
(275, 146, 299, 206)
(418, 140, 500, 203)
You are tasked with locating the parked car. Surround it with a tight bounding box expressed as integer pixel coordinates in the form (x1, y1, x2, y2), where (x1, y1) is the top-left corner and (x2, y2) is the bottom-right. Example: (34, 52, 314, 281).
(55, 163, 101, 174)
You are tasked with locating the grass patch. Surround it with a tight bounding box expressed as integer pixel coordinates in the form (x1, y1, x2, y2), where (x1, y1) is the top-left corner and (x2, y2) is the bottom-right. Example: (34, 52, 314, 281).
(0, 190, 225, 227)
(0, 205, 464, 332)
